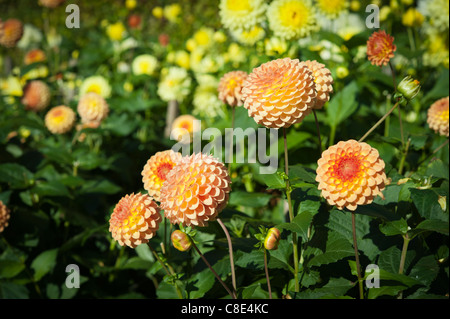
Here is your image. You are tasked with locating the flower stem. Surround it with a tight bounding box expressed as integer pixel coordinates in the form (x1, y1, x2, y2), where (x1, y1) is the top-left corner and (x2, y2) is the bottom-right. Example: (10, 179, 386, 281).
(398, 138, 411, 175)
(397, 234, 411, 299)
(359, 101, 400, 143)
(217, 217, 237, 298)
(283, 128, 299, 292)
(351, 212, 364, 299)
(191, 240, 236, 299)
(228, 106, 235, 173)
(147, 243, 183, 299)
(312, 109, 323, 154)
(264, 248, 273, 299)
(389, 61, 405, 147)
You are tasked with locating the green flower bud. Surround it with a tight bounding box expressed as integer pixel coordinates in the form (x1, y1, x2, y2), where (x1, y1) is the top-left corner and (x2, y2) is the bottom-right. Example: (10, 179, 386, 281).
(264, 227, 281, 250)
(395, 76, 421, 103)
(171, 230, 192, 252)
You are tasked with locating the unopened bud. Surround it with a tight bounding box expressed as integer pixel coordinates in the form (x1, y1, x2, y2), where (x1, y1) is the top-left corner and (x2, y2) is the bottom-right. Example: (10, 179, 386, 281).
(395, 76, 421, 104)
(264, 227, 281, 250)
(171, 230, 192, 252)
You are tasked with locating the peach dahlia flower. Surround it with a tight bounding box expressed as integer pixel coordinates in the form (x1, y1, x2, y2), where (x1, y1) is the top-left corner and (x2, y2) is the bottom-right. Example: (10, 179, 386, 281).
(366, 30, 396, 67)
(141, 150, 182, 202)
(45, 105, 76, 134)
(0, 19, 24, 48)
(109, 193, 162, 248)
(77, 92, 109, 125)
(0, 200, 11, 233)
(316, 140, 387, 211)
(21, 80, 51, 112)
(427, 96, 449, 137)
(218, 70, 248, 107)
(303, 60, 333, 109)
(241, 57, 316, 129)
(160, 153, 231, 227)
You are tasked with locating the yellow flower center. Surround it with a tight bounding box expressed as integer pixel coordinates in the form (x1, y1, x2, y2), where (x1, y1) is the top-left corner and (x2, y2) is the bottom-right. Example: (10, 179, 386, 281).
(87, 84, 102, 95)
(50, 110, 65, 124)
(278, 1, 309, 28)
(439, 110, 449, 122)
(227, 0, 251, 11)
(317, 0, 346, 15)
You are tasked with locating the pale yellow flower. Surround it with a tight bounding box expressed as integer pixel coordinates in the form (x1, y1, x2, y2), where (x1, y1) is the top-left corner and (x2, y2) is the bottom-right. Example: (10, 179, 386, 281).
(106, 22, 126, 41)
(132, 54, 158, 76)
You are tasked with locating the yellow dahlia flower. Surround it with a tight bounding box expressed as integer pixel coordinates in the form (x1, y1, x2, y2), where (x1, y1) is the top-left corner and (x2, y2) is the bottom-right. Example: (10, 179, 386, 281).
(316, 0, 349, 19)
(157, 67, 192, 102)
(219, 0, 267, 31)
(21, 80, 51, 112)
(79, 75, 111, 98)
(106, 22, 126, 41)
(141, 150, 182, 202)
(303, 60, 334, 109)
(241, 58, 316, 128)
(77, 92, 109, 125)
(171, 114, 199, 143)
(132, 54, 158, 76)
(218, 70, 248, 107)
(109, 193, 162, 248)
(163, 4, 182, 23)
(427, 96, 449, 137)
(316, 140, 387, 211)
(0, 19, 24, 48)
(366, 30, 397, 67)
(160, 153, 231, 227)
(45, 105, 76, 134)
(229, 25, 266, 46)
(0, 200, 10, 233)
(267, 0, 319, 40)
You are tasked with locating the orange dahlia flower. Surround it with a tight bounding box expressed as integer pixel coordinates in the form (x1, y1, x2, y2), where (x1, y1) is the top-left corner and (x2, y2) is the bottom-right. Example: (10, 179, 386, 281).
(45, 105, 76, 134)
(109, 193, 162, 248)
(0, 19, 24, 48)
(38, 0, 65, 8)
(303, 60, 333, 109)
(366, 30, 396, 67)
(160, 153, 231, 227)
(218, 70, 248, 107)
(141, 150, 182, 202)
(24, 49, 47, 65)
(316, 140, 387, 211)
(0, 200, 11, 233)
(21, 80, 51, 112)
(171, 114, 199, 143)
(77, 92, 109, 125)
(427, 96, 449, 137)
(241, 57, 316, 128)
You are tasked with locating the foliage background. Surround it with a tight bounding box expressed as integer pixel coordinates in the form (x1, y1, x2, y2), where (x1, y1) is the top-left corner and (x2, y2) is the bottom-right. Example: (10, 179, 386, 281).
(0, 0, 448, 299)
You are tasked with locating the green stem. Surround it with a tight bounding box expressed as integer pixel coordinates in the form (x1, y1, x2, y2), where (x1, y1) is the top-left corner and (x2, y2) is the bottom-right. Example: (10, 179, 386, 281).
(217, 218, 237, 298)
(359, 102, 400, 143)
(264, 248, 272, 299)
(283, 128, 299, 292)
(329, 124, 336, 147)
(192, 241, 236, 299)
(397, 234, 411, 299)
(147, 243, 183, 299)
(389, 61, 405, 147)
(228, 106, 235, 173)
(351, 212, 364, 299)
(312, 109, 323, 154)
(398, 138, 411, 175)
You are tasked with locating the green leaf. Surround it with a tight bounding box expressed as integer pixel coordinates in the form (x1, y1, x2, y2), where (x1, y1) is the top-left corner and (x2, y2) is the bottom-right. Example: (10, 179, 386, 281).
(0, 163, 34, 189)
(288, 165, 317, 184)
(79, 179, 121, 195)
(326, 81, 359, 128)
(408, 255, 439, 287)
(379, 218, 409, 236)
(241, 283, 270, 299)
(31, 249, 58, 281)
(410, 188, 447, 221)
(0, 282, 29, 299)
(31, 180, 71, 198)
(413, 219, 449, 237)
(0, 260, 26, 279)
(306, 232, 354, 267)
(263, 172, 286, 189)
(277, 211, 313, 241)
(229, 191, 272, 208)
(235, 250, 264, 270)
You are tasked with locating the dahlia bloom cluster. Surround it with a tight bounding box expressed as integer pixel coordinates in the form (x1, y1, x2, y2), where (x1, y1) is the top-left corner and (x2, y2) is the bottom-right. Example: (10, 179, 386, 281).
(109, 151, 231, 248)
(241, 57, 333, 129)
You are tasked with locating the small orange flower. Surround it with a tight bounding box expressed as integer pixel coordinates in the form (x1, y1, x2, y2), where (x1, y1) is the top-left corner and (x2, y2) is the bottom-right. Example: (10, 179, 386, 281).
(366, 30, 396, 67)
(45, 105, 76, 134)
(38, 0, 65, 8)
(0, 18, 24, 48)
(24, 49, 46, 65)
(109, 193, 162, 248)
(77, 92, 109, 125)
(21, 80, 51, 112)
(141, 150, 182, 202)
(241, 57, 316, 128)
(218, 70, 248, 107)
(427, 96, 449, 137)
(171, 114, 199, 143)
(0, 200, 11, 233)
(160, 153, 231, 227)
(316, 140, 387, 211)
(303, 60, 334, 109)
